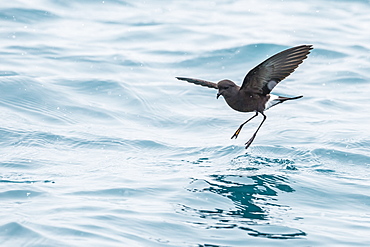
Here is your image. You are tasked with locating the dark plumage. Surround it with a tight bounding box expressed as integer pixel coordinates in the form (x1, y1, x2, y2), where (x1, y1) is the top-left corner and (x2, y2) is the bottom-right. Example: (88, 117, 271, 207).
(177, 45, 313, 149)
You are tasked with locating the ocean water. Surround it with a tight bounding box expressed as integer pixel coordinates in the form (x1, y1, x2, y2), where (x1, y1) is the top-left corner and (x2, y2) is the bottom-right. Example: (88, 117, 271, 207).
(1, 0, 370, 246)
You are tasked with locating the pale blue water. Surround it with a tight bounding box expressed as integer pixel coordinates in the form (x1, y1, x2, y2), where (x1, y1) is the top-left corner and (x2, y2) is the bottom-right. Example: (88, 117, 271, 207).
(1, 0, 370, 246)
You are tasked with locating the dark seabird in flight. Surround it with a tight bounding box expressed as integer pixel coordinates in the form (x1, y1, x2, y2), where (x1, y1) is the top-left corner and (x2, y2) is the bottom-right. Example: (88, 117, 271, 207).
(177, 44, 313, 149)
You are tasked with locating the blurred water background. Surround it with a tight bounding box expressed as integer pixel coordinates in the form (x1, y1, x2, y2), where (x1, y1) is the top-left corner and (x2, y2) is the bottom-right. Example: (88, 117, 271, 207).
(1, 0, 370, 246)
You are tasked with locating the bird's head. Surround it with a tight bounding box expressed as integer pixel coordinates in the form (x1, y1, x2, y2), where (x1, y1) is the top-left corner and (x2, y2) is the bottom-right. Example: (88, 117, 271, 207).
(216, 80, 238, 99)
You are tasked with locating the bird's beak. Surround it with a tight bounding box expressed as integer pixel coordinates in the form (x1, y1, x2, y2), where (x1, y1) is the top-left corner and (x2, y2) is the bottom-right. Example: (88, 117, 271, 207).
(217, 92, 221, 99)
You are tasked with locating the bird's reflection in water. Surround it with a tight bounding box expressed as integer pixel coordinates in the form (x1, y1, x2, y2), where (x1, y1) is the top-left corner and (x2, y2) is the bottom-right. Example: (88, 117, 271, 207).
(182, 170, 306, 240)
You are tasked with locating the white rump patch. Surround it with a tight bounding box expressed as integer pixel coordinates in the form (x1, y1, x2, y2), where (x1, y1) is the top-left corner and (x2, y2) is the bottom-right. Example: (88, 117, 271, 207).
(265, 94, 280, 110)
(267, 80, 278, 90)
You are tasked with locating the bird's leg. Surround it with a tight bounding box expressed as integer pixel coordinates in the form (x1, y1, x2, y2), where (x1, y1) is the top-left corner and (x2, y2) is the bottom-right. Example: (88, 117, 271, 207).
(245, 112, 267, 149)
(231, 112, 258, 139)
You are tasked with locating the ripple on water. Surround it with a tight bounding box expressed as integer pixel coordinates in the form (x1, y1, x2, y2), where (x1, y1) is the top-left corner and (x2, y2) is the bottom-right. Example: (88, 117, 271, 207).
(175, 43, 304, 76)
(0, 7, 58, 23)
(0, 179, 54, 184)
(0, 189, 44, 200)
(182, 172, 304, 240)
(0, 71, 18, 76)
(0, 222, 64, 247)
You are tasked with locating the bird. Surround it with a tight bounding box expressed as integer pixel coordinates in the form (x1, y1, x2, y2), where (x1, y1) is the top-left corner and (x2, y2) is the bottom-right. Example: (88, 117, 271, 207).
(176, 44, 313, 149)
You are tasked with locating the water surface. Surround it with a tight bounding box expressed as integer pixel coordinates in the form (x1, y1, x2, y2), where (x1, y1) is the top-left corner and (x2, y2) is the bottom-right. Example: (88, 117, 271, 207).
(1, 0, 370, 246)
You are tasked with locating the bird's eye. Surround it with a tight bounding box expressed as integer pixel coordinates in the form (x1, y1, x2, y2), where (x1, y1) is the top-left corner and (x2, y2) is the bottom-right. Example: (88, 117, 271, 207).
(224, 86, 229, 90)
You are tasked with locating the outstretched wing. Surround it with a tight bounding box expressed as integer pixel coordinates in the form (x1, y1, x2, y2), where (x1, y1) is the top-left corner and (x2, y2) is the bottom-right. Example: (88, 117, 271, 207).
(240, 45, 313, 95)
(176, 77, 218, 89)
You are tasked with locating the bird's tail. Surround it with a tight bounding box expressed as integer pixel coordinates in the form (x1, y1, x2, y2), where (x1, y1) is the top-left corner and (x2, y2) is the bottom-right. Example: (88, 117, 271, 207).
(278, 95, 303, 102)
(265, 95, 303, 110)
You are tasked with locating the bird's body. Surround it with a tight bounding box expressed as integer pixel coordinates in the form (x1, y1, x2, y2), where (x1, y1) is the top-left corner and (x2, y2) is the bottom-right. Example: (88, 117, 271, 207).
(177, 45, 313, 149)
(217, 80, 267, 112)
